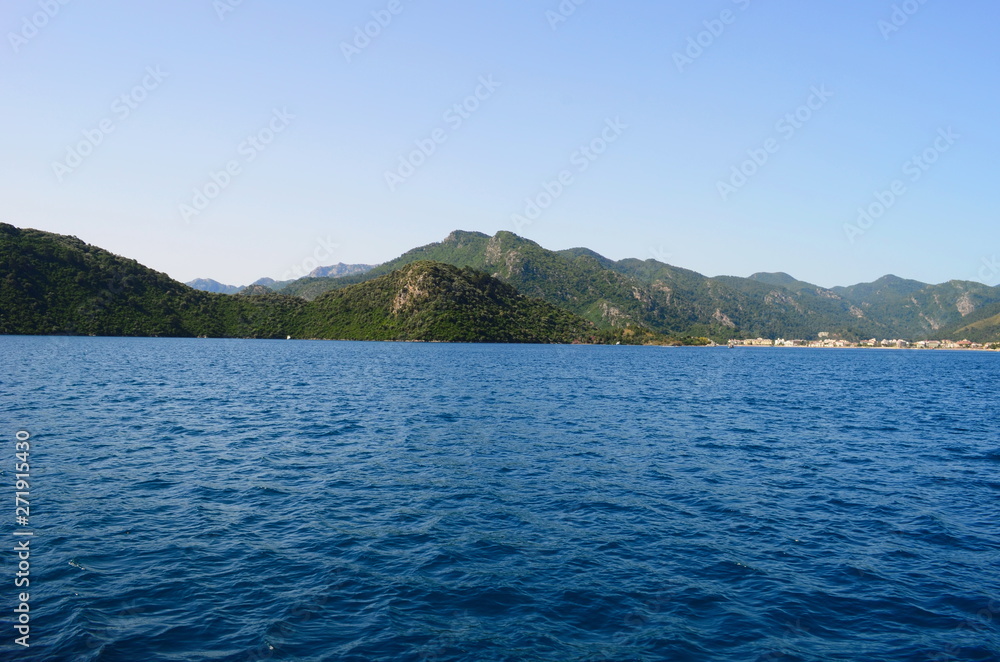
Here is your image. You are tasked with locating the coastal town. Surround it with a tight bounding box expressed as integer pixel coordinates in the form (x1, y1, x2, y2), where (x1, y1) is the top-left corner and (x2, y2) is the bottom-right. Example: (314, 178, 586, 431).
(727, 334, 999, 350)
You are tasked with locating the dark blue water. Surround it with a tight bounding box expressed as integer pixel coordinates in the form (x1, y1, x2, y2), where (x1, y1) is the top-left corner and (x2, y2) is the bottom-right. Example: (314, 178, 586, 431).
(1, 337, 998, 661)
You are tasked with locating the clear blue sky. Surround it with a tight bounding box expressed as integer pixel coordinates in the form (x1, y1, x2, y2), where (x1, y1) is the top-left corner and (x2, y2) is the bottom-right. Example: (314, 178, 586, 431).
(2, 0, 998, 287)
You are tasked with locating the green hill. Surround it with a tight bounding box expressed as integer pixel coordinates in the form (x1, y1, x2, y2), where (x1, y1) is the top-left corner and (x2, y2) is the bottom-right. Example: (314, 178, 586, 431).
(1, 222, 229, 337)
(938, 300, 1000, 343)
(278, 230, 1000, 342)
(5, 223, 998, 343)
(748, 272, 819, 293)
(0, 224, 655, 344)
(947, 314, 1000, 343)
(831, 276, 1000, 338)
(278, 230, 892, 340)
(301, 261, 607, 343)
(281, 230, 728, 335)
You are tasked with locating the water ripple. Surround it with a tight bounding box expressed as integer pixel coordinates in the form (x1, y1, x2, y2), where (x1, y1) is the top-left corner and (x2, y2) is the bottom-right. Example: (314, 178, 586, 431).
(1, 338, 998, 661)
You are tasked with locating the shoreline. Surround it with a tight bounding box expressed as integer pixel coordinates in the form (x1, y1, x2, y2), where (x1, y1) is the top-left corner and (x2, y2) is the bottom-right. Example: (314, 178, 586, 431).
(2, 333, 997, 351)
(726, 344, 999, 352)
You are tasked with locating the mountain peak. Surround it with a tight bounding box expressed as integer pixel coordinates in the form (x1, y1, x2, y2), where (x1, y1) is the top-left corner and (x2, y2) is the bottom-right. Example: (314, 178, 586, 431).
(873, 274, 926, 287)
(749, 271, 798, 284)
(443, 230, 490, 244)
(185, 278, 242, 295)
(306, 263, 375, 279)
(748, 272, 819, 293)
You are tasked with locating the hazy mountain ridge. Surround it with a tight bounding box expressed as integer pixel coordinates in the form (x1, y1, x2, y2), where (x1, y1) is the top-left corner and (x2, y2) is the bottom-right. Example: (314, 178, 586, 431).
(186, 278, 243, 295)
(186, 264, 376, 295)
(307, 263, 375, 279)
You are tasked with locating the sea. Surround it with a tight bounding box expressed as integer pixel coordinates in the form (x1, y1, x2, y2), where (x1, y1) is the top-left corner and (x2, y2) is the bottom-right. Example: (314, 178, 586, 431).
(1, 336, 998, 661)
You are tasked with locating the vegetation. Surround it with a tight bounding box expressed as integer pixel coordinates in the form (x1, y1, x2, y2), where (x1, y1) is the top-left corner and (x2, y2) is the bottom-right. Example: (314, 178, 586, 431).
(276, 230, 1000, 342)
(833, 276, 1000, 340)
(0, 225, 669, 344)
(4, 223, 999, 344)
(942, 305, 1000, 343)
(300, 261, 606, 343)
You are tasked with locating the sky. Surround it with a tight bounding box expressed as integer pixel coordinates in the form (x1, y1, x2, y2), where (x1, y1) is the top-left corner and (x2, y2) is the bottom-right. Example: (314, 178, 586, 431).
(2, 0, 998, 288)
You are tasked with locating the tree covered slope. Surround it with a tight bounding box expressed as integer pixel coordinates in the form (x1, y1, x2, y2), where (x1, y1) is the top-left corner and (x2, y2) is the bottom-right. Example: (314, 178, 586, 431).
(0, 224, 653, 344)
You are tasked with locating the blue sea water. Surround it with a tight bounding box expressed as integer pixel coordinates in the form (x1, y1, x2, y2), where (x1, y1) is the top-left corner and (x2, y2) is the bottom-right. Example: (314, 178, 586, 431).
(1, 336, 998, 661)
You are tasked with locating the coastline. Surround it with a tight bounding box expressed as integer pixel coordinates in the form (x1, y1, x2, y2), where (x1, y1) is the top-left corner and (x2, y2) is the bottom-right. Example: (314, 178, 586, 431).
(726, 344, 999, 352)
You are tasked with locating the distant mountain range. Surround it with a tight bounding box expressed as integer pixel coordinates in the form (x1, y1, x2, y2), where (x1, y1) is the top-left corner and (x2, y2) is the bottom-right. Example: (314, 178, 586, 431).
(270, 230, 1000, 342)
(185, 278, 243, 295)
(186, 264, 375, 295)
(2, 223, 998, 343)
(305, 263, 374, 279)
